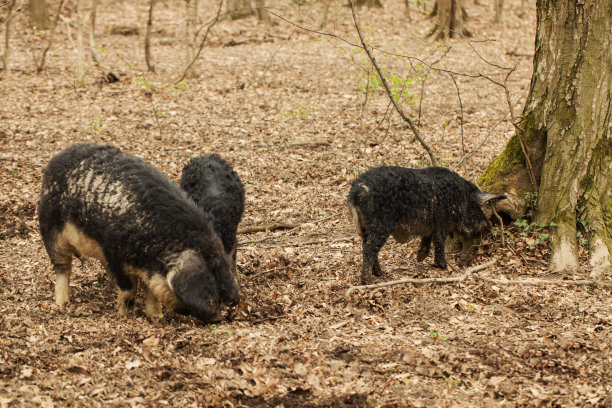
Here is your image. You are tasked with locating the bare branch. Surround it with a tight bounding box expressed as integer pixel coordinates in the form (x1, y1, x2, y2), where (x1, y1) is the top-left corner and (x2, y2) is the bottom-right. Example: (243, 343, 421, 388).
(348, 0, 438, 166)
(448, 73, 465, 155)
(346, 258, 612, 295)
(453, 112, 509, 170)
(0, 0, 15, 31)
(144, 0, 155, 72)
(174, 0, 224, 85)
(238, 212, 343, 246)
(490, 202, 505, 247)
(238, 223, 299, 235)
(37, 0, 67, 72)
(89, 0, 101, 68)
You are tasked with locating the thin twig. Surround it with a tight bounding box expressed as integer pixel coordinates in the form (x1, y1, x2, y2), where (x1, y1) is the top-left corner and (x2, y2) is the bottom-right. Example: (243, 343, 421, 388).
(89, 0, 100, 68)
(448, 73, 465, 155)
(238, 223, 299, 235)
(37, 0, 66, 72)
(452, 112, 509, 170)
(348, 0, 437, 166)
(490, 202, 505, 247)
(237, 212, 342, 245)
(144, 0, 155, 72)
(174, 0, 223, 84)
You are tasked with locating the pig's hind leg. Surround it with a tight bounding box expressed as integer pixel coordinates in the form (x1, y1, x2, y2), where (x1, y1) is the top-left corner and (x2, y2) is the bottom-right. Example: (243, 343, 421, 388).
(432, 229, 449, 269)
(416, 235, 432, 262)
(41, 227, 75, 308)
(361, 231, 390, 283)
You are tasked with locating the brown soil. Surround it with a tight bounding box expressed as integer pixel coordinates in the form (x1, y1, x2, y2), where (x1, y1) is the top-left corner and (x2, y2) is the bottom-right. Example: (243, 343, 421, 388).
(0, 0, 610, 406)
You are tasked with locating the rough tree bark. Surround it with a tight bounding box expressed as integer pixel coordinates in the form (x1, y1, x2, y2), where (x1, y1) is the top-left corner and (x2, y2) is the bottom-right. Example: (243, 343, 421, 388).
(479, 0, 611, 275)
(427, 0, 471, 40)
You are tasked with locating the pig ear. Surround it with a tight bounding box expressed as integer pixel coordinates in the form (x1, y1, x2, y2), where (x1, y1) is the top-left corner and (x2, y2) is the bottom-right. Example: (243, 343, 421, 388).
(475, 191, 507, 206)
(167, 250, 220, 321)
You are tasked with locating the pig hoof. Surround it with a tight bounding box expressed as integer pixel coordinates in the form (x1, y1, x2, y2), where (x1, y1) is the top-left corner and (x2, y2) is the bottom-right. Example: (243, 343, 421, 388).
(373, 264, 383, 277)
(433, 261, 447, 269)
(360, 274, 373, 285)
(416, 251, 428, 262)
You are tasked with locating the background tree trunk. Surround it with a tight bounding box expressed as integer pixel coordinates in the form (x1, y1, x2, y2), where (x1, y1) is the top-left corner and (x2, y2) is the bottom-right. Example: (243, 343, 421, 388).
(426, 0, 471, 40)
(479, 0, 612, 275)
(29, 0, 50, 29)
(356, 0, 383, 7)
(494, 0, 504, 23)
(184, 0, 197, 77)
(2, 0, 17, 79)
(227, 0, 253, 20)
(254, 0, 269, 21)
(145, 0, 155, 72)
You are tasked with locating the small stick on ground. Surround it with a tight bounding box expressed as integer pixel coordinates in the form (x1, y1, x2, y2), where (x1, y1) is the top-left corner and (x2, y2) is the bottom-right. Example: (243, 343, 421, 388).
(238, 223, 299, 235)
(237, 212, 343, 245)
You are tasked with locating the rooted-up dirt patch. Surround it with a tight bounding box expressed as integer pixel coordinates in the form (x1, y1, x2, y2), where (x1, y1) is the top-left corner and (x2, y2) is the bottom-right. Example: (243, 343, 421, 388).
(1, 0, 610, 406)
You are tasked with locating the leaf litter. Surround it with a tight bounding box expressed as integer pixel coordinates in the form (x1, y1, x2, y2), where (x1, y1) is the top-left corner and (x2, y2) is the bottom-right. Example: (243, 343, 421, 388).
(0, 0, 610, 406)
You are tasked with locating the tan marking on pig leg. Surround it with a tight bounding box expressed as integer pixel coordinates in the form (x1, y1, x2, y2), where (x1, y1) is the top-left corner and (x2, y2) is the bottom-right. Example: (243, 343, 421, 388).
(51, 230, 76, 307)
(123, 265, 180, 317)
(61, 223, 107, 265)
(348, 202, 365, 237)
(52, 222, 109, 308)
(117, 284, 137, 317)
(150, 272, 181, 311)
(55, 269, 71, 307)
(144, 287, 163, 320)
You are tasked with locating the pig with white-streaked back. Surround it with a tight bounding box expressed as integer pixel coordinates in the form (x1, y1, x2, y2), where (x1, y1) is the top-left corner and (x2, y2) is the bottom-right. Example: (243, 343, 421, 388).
(38, 143, 239, 322)
(348, 166, 506, 283)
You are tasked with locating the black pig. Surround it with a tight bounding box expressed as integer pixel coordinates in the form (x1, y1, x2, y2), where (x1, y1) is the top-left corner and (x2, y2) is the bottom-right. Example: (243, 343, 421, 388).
(180, 155, 245, 277)
(348, 166, 505, 283)
(38, 143, 239, 322)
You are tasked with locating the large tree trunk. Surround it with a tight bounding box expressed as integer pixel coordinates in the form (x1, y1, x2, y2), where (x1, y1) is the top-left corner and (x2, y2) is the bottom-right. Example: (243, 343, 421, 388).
(479, 0, 612, 275)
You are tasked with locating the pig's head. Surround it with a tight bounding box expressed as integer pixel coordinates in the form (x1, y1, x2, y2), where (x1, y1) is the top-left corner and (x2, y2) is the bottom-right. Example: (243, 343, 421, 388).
(167, 249, 239, 322)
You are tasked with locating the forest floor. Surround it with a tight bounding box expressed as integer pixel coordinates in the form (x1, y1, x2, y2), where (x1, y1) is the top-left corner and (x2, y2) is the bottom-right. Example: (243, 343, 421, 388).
(0, 0, 610, 406)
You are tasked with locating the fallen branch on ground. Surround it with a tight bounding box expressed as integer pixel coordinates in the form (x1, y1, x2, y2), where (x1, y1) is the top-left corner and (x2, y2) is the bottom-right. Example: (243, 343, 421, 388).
(238, 223, 299, 235)
(346, 259, 497, 295)
(346, 258, 612, 295)
(478, 276, 612, 288)
(237, 212, 343, 245)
